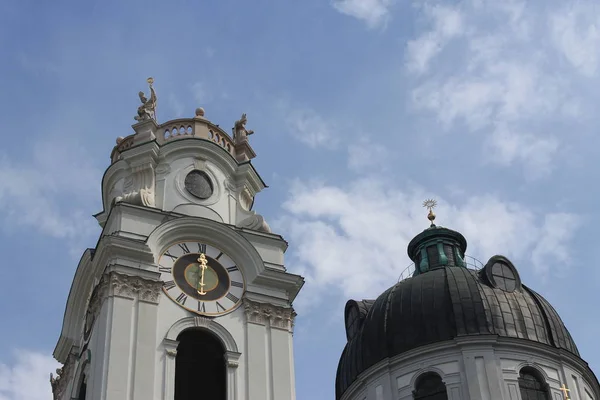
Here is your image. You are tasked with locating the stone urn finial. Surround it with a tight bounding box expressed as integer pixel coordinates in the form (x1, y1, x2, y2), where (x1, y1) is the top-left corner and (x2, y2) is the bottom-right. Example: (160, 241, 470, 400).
(195, 107, 205, 118)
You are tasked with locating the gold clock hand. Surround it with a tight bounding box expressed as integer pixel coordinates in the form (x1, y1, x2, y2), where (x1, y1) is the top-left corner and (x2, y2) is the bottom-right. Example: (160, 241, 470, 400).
(197, 253, 208, 295)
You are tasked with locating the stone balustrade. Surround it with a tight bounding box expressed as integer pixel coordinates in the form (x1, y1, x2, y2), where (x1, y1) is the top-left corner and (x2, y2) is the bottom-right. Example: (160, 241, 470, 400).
(111, 116, 238, 163)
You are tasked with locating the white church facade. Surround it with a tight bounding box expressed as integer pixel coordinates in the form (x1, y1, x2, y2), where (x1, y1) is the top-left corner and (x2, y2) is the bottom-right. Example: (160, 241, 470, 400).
(52, 79, 303, 400)
(51, 79, 600, 400)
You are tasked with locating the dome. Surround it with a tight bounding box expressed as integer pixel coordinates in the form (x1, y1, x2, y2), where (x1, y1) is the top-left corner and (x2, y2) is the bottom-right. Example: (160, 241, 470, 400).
(335, 225, 580, 399)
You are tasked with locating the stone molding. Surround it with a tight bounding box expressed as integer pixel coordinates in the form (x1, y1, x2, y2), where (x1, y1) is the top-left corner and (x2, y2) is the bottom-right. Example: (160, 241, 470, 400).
(162, 317, 241, 400)
(243, 298, 296, 332)
(165, 316, 239, 353)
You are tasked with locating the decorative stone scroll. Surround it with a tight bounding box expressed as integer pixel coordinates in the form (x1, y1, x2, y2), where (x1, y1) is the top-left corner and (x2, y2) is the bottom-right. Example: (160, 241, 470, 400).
(243, 298, 296, 332)
(237, 214, 272, 233)
(114, 163, 156, 207)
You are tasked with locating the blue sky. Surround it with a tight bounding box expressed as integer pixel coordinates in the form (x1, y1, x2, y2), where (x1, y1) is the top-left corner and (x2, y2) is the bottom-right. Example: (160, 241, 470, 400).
(1, 0, 600, 399)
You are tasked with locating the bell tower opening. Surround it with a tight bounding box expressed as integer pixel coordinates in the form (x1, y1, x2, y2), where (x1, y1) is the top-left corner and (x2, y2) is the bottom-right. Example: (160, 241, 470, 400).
(175, 329, 226, 400)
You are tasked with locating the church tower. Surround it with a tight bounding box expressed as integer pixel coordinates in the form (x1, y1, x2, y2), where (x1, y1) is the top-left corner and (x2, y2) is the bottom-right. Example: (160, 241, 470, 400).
(336, 201, 600, 400)
(51, 78, 304, 400)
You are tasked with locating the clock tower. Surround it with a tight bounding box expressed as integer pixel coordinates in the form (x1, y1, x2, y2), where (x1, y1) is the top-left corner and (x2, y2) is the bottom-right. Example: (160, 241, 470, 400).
(51, 80, 304, 400)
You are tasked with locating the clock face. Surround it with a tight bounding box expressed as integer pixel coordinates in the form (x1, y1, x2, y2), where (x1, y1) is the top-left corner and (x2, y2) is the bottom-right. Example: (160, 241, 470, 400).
(158, 242, 245, 316)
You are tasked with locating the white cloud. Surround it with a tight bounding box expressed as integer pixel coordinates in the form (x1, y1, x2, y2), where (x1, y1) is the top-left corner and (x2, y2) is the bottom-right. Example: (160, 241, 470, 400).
(191, 81, 210, 105)
(406, 0, 593, 177)
(0, 138, 100, 251)
(531, 213, 581, 274)
(405, 5, 464, 74)
(550, 2, 600, 77)
(283, 106, 340, 149)
(332, 0, 394, 29)
(167, 93, 185, 118)
(0, 350, 59, 400)
(277, 178, 580, 311)
(347, 138, 390, 171)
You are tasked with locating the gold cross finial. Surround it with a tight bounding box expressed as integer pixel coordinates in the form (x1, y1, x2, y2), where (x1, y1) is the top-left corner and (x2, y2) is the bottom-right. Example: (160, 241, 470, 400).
(559, 383, 570, 399)
(422, 199, 437, 227)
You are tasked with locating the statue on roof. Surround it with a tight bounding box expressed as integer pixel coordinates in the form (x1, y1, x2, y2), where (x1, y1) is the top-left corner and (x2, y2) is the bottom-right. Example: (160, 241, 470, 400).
(233, 113, 254, 145)
(50, 367, 63, 399)
(134, 77, 157, 122)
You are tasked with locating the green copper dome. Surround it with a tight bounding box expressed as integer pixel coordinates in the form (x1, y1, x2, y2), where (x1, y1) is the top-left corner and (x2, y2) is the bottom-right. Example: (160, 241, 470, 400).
(407, 224, 468, 275)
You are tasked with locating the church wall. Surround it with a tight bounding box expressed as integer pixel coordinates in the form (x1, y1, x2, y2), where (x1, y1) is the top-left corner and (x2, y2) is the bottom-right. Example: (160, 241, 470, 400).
(237, 231, 292, 276)
(104, 296, 135, 399)
(159, 157, 233, 223)
(246, 321, 269, 398)
(340, 337, 599, 400)
(88, 299, 110, 400)
(132, 299, 159, 400)
(270, 327, 295, 399)
(54, 109, 302, 400)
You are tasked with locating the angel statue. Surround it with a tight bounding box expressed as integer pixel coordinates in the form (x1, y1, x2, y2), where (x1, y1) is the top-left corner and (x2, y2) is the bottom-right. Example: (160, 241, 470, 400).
(233, 113, 254, 145)
(134, 77, 157, 122)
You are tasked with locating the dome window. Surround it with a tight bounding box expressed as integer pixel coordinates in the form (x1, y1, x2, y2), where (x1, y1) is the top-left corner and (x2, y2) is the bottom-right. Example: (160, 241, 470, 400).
(413, 372, 448, 400)
(483, 255, 521, 293)
(518, 367, 550, 400)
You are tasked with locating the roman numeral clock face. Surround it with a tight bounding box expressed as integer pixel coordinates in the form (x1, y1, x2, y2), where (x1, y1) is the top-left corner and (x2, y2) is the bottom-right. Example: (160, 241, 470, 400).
(158, 242, 245, 316)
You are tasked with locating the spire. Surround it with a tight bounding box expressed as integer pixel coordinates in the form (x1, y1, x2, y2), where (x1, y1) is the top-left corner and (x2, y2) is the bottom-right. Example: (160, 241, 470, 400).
(407, 199, 467, 275)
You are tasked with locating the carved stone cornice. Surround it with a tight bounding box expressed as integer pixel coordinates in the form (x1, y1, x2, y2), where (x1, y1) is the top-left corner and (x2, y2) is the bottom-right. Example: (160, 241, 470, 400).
(83, 272, 162, 342)
(86, 272, 162, 319)
(243, 298, 295, 332)
(87, 276, 109, 323)
(107, 272, 163, 303)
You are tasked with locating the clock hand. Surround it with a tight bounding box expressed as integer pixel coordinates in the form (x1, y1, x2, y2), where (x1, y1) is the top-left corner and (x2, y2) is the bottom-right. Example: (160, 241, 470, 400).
(197, 253, 208, 296)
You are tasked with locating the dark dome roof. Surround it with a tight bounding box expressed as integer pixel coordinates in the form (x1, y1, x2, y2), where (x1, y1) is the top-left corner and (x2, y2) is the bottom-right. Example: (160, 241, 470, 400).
(335, 260, 580, 399)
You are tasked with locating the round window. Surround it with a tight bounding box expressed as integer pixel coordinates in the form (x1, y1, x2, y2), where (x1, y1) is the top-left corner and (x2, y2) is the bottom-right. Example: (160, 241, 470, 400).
(184, 170, 213, 200)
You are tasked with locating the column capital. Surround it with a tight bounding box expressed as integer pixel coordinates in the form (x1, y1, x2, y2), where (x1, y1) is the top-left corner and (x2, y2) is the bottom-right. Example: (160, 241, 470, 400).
(243, 298, 296, 332)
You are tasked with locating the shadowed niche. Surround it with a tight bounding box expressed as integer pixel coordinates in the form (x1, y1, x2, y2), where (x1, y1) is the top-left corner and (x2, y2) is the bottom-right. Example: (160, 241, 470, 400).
(175, 329, 226, 400)
(413, 372, 448, 400)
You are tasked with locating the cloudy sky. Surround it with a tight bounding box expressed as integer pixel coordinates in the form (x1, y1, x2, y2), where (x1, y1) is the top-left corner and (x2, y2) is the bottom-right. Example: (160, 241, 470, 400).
(1, 0, 600, 399)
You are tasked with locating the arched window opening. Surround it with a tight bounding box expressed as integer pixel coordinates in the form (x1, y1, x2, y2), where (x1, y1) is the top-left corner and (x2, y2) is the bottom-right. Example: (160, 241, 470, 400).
(518, 367, 549, 400)
(413, 372, 448, 400)
(175, 329, 226, 400)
